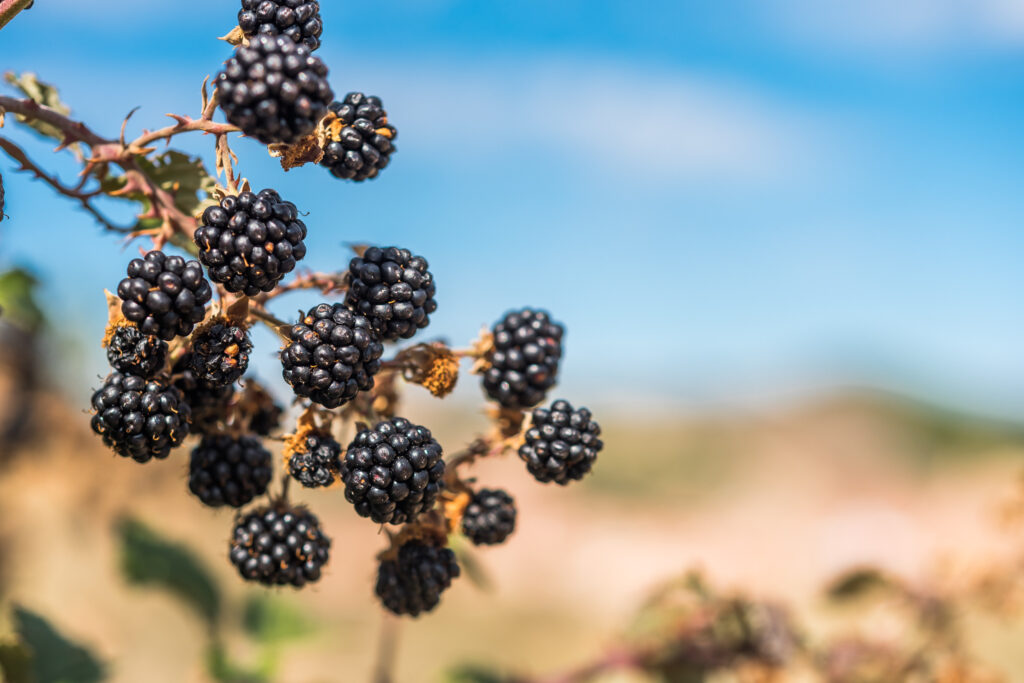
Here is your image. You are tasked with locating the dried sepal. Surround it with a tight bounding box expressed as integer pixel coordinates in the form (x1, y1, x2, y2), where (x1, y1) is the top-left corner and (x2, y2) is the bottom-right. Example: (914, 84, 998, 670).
(281, 406, 323, 466)
(101, 289, 129, 347)
(267, 109, 339, 170)
(441, 490, 472, 534)
(376, 511, 449, 562)
(468, 327, 495, 375)
(395, 343, 460, 398)
(486, 404, 527, 442)
(218, 25, 249, 47)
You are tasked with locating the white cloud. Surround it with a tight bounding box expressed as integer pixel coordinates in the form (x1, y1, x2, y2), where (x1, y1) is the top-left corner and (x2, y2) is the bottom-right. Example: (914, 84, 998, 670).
(763, 0, 1024, 52)
(357, 58, 830, 182)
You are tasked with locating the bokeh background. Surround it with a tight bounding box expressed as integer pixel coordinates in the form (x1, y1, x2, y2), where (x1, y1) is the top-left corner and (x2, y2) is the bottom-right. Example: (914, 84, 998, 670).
(1, 1, 1023, 681)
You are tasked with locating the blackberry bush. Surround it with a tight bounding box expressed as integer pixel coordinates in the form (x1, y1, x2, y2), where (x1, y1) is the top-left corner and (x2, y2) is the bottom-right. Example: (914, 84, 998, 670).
(217, 34, 333, 145)
(189, 434, 272, 507)
(116, 251, 213, 341)
(188, 320, 253, 386)
(345, 246, 436, 341)
(194, 189, 308, 295)
(341, 417, 445, 524)
(280, 303, 384, 408)
(375, 539, 460, 617)
(90, 373, 191, 462)
(238, 0, 323, 51)
(105, 324, 168, 379)
(320, 93, 397, 181)
(519, 399, 602, 485)
(229, 504, 330, 587)
(482, 308, 564, 410)
(461, 488, 517, 546)
(288, 429, 342, 488)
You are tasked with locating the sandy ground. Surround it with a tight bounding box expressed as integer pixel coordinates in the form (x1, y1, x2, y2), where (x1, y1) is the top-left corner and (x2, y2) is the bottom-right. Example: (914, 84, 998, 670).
(1, 391, 1023, 682)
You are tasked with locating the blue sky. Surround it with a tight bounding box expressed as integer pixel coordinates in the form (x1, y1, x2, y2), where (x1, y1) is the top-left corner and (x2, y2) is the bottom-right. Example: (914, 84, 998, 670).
(1, 0, 1022, 414)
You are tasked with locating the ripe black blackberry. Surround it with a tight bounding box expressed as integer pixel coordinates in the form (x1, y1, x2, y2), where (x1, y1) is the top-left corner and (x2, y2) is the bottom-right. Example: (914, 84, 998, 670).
(461, 488, 517, 546)
(90, 373, 191, 463)
(344, 246, 436, 341)
(172, 356, 235, 434)
(188, 320, 252, 386)
(288, 429, 341, 488)
(105, 324, 168, 379)
(341, 417, 445, 525)
(238, 0, 323, 51)
(519, 399, 602, 485)
(320, 93, 397, 181)
(217, 34, 333, 145)
(189, 435, 272, 507)
(375, 539, 460, 617)
(116, 250, 213, 341)
(280, 303, 384, 409)
(482, 308, 564, 410)
(194, 189, 308, 295)
(229, 503, 330, 587)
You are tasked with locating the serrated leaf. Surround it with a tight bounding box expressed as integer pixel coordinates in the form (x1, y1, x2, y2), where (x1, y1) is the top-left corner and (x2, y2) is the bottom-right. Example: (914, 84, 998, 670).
(11, 606, 106, 683)
(3, 72, 77, 146)
(0, 267, 45, 332)
(117, 517, 221, 629)
(241, 595, 314, 645)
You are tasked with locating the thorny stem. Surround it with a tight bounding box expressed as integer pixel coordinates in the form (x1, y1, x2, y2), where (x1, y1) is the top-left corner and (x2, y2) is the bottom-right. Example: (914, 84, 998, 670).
(128, 115, 238, 151)
(0, 95, 107, 146)
(254, 269, 348, 302)
(248, 306, 291, 333)
(371, 612, 401, 683)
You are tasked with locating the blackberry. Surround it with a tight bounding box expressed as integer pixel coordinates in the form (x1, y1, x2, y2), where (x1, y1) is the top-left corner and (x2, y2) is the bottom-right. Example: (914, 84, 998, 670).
(116, 250, 213, 341)
(341, 417, 445, 525)
(90, 373, 191, 463)
(482, 309, 564, 410)
(189, 435, 272, 507)
(217, 35, 333, 145)
(238, 0, 323, 52)
(320, 93, 397, 181)
(194, 189, 308, 295)
(172, 356, 235, 434)
(188, 320, 252, 386)
(375, 539, 460, 617)
(229, 503, 330, 587)
(288, 430, 341, 488)
(105, 324, 168, 379)
(461, 489, 517, 546)
(280, 303, 383, 409)
(344, 246, 436, 341)
(519, 399, 602, 484)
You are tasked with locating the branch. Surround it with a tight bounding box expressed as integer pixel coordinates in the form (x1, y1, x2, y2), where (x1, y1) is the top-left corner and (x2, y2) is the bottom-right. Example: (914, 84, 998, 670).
(0, 95, 108, 147)
(0, 135, 133, 233)
(129, 114, 239, 151)
(0, 0, 32, 31)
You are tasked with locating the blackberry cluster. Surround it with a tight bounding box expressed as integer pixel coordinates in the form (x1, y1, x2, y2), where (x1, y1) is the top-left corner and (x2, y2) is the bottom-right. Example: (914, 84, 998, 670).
(229, 504, 330, 587)
(90, 373, 191, 463)
(341, 418, 445, 524)
(105, 325, 167, 379)
(320, 93, 397, 181)
(344, 247, 436, 341)
(519, 400, 602, 485)
(238, 0, 323, 51)
(288, 430, 341, 488)
(375, 540, 460, 617)
(172, 356, 235, 435)
(189, 435, 272, 507)
(188, 320, 252, 386)
(280, 303, 384, 408)
(194, 189, 308, 295)
(116, 251, 213, 341)
(461, 489, 517, 546)
(217, 34, 333, 145)
(482, 309, 564, 410)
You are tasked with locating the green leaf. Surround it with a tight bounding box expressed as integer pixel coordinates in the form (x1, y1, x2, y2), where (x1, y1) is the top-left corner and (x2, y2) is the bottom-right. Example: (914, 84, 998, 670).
(117, 517, 221, 630)
(0, 267, 45, 332)
(442, 664, 508, 683)
(241, 594, 314, 645)
(10, 606, 106, 683)
(3, 72, 76, 145)
(205, 642, 268, 683)
(0, 643, 34, 683)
